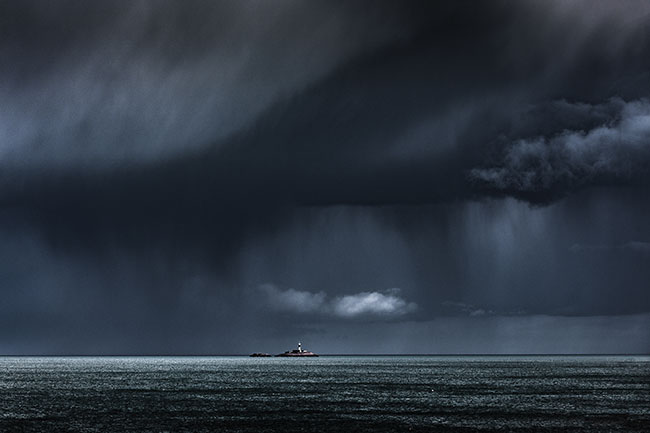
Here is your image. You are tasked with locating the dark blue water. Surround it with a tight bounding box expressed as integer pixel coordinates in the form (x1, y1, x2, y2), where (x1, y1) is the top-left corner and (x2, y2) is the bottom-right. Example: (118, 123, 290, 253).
(1, 356, 648, 432)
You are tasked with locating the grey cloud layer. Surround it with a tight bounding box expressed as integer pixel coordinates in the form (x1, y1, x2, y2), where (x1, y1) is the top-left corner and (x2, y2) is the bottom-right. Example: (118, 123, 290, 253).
(0, 0, 413, 168)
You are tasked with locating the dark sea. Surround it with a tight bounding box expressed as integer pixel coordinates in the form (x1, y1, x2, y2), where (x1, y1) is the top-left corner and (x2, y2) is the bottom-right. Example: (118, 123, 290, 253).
(1, 356, 648, 432)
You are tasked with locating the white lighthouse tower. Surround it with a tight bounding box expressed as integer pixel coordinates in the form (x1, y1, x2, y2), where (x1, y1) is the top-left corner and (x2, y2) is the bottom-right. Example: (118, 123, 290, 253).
(298, 342, 302, 352)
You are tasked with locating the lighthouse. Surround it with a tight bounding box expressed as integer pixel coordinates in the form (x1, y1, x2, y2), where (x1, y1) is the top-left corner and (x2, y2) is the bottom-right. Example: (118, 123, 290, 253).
(298, 342, 302, 352)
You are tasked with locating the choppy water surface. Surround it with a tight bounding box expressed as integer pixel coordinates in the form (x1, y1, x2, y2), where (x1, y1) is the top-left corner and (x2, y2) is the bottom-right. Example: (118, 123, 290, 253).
(1, 356, 648, 432)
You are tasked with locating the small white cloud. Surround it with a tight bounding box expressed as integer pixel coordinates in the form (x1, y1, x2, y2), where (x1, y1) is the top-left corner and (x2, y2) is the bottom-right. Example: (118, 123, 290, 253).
(259, 284, 326, 313)
(332, 290, 416, 318)
(259, 285, 416, 318)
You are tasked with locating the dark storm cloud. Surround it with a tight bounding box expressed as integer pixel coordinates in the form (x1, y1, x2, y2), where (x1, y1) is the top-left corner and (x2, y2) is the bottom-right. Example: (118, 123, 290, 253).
(2, 1, 650, 354)
(3, 0, 650, 202)
(471, 98, 650, 201)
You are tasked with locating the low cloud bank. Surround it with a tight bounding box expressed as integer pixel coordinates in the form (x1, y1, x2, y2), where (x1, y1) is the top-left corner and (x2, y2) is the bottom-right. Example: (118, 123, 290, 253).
(441, 301, 526, 317)
(259, 285, 416, 318)
(570, 241, 650, 254)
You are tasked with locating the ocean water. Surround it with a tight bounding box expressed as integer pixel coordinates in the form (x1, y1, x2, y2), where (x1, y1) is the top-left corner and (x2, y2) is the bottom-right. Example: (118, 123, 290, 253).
(1, 356, 648, 432)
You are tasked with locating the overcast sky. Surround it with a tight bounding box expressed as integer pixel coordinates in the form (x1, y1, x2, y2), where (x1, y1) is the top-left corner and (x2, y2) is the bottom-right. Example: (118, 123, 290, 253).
(1, 0, 649, 355)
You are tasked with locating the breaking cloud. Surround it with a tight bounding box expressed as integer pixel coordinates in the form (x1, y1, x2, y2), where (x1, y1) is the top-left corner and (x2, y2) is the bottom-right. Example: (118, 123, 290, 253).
(259, 285, 416, 318)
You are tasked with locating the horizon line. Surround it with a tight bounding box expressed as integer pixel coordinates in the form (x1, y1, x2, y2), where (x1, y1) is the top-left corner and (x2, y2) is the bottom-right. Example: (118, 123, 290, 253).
(2, 353, 649, 357)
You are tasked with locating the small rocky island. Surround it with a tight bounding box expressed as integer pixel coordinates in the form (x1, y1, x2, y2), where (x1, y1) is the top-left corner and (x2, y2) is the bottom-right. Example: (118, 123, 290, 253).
(276, 342, 318, 357)
(250, 342, 318, 357)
